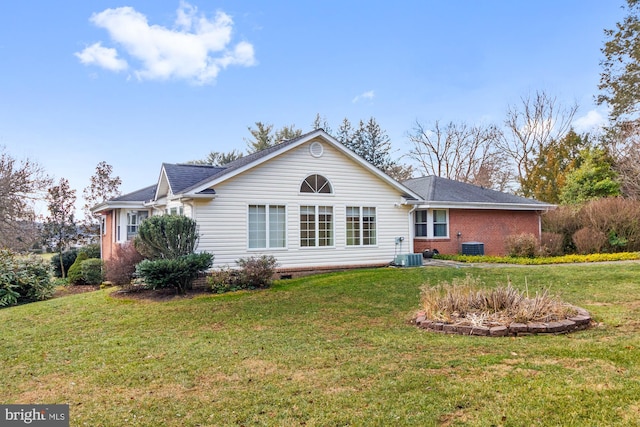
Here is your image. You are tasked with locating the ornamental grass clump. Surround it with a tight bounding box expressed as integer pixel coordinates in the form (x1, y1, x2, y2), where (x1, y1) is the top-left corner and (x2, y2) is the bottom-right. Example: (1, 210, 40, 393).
(420, 275, 577, 327)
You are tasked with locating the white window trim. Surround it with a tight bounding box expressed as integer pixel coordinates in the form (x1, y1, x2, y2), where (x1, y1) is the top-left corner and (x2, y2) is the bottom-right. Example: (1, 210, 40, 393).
(247, 204, 288, 251)
(298, 174, 335, 196)
(346, 206, 378, 247)
(414, 209, 449, 239)
(300, 205, 335, 249)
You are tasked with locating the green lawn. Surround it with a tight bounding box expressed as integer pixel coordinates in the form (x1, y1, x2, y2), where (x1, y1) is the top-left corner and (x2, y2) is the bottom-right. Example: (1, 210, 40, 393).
(1, 264, 639, 426)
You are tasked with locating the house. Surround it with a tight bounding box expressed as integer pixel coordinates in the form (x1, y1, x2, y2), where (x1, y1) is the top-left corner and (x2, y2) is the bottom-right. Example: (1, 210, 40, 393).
(92, 129, 554, 273)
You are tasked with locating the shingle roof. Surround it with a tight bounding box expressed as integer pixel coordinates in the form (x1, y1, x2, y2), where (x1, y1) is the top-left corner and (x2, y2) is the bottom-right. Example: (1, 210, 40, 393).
(162, 163, 225, 194)
(111, 185, 158, 202)
(403, 176, 547, 205)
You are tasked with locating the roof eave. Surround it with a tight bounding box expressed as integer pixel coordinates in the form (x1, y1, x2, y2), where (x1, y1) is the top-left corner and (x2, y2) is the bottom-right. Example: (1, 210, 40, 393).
(413, 201, 556, 211)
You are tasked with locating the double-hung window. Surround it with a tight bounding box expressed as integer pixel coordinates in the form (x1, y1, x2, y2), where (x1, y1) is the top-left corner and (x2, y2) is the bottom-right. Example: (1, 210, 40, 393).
(248, 205, 286, 249)
(346, 206, 377, 246)
(414, 209, 448, 238)
(127, 211, 148, 240)
(300, 205, 333, 247)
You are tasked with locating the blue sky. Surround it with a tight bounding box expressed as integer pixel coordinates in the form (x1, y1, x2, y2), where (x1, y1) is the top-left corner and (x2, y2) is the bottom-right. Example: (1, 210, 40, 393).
(0, 1, 626, 217)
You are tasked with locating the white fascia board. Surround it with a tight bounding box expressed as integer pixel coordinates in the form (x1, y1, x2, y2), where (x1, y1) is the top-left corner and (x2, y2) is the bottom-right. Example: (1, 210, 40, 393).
(412, 201, 556, 211)
(154, 166, 172, 201)
(91, 201, 147, 214)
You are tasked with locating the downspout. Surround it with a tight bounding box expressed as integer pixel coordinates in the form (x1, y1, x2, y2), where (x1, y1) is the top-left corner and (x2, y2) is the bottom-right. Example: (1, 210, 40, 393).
(407, 205, 417, 254)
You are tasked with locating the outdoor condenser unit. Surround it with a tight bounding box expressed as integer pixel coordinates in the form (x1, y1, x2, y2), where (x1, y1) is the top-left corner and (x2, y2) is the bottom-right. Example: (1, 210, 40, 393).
(461, 242, 484, 256)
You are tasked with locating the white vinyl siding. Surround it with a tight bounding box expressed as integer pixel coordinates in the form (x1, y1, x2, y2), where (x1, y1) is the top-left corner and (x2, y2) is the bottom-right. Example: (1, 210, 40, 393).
(193, 139, 412, 269)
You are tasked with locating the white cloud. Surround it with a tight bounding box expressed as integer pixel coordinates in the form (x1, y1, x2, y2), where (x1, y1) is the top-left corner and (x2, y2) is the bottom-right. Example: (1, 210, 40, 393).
(75, 42, 128, 72)
(75, 1, 255, 84)
(352, 90, 375, 103)
(573, 110, 607, 133)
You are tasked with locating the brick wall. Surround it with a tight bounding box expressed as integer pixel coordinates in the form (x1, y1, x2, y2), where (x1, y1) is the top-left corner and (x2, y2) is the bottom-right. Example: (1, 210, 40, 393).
(413, 209, 541, 256)
(101, 211, 116, 261)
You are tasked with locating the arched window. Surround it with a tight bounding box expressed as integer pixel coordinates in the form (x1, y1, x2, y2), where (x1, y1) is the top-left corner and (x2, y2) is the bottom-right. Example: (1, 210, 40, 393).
(300, 174, 332, 194)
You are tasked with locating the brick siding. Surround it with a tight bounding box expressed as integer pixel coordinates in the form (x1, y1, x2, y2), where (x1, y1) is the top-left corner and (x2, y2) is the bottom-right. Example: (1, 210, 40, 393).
(413, 209, 541, 256)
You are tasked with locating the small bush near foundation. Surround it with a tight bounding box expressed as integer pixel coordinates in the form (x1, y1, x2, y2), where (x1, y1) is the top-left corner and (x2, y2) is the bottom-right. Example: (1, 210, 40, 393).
(136, 252, 213, 294)
(208, 255, 278, 294)
(504, 233, 538, 258)
(420, 275, 576, 327)
(104, 242, 145, 287)
(81, 259, 104, 285)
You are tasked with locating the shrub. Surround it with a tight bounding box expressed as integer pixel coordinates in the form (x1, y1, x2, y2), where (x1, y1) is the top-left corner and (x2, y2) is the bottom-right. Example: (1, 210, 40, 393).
(67, 252, 89, 285)
(135, 252, 213, 294)
(78, 243, 101, 259)
(208, 255, 279, 294)
(135, 215, 199, 260)
(104, 242, 145, 286)
(578, 197, 640, 252)
(0, 249, 54, 307)
(540, 232, 564, 256)
(572, 227, 608, 254)
(236, 255, 278, 289)
(541, 206, 580, 254)
(504, 233, 538, 258)
(50, 249, 77, 278)
(208, 266, 241, 294)
(81, 259, 104, 285)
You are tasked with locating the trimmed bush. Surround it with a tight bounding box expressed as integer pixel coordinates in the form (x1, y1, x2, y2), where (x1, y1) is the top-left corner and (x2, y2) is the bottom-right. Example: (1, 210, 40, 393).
(104, 242, 145, 286)
(67, 252, 89, 285)
(504, 233, 538, 258)
(50, 249, 77, 278)
(134, 215, 199, 260)
(209, 255, 278, 294)
(0, 249, 54, 307)
(81, 259, 104, 285)
(135, 252, 213, 294)
(236, 255, 278, 288)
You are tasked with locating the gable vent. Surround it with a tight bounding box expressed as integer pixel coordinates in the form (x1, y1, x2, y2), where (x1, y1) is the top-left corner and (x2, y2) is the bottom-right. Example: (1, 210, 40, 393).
(309, 141, 324, 158)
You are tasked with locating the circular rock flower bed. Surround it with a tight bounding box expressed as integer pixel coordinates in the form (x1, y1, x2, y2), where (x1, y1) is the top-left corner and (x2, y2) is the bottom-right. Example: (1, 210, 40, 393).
(412, 275, 592, 337)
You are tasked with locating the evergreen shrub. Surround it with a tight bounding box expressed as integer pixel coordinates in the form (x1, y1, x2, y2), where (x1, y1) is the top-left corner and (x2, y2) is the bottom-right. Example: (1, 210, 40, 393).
(50, 249, 77, 278)
(135, 252, 213, 294)
(67, 252, 89, 285)
(81, 259, 104, 285)
(0, 249, 54, 307)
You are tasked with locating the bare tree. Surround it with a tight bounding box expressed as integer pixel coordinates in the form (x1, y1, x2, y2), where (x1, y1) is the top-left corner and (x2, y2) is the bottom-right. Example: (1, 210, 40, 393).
(82, 161, 122, 241)
(0, 147, 51, 250)
(44, 178, 78, 278)
(605, 121, 640, 199)
(407, 120, 508, 190)
(498, 91, 578, 196)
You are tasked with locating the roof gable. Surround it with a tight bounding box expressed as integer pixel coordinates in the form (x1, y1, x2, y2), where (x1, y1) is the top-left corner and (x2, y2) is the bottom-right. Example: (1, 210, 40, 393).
(181, 129, 421, 199)
(156, 163, 224, 199)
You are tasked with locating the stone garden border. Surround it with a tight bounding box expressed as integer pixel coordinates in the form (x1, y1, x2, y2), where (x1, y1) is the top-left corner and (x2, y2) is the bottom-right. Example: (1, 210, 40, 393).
(412, 306, 592, 337)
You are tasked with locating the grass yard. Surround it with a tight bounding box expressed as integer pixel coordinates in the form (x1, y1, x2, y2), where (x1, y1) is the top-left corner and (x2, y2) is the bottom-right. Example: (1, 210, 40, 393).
(1, 263, 639, 426)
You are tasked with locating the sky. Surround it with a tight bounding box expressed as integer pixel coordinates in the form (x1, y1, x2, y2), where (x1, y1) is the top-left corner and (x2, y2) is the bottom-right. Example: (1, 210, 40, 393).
(0, 0, 627, 218)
